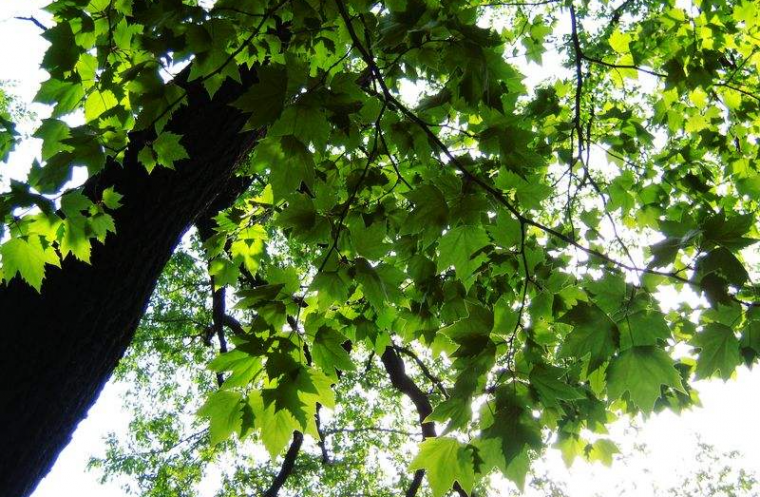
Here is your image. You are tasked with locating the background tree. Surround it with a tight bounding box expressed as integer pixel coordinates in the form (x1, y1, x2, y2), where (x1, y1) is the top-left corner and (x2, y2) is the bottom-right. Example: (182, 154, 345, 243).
(1, 0, 759, 496)
(88, 244, 760, 497)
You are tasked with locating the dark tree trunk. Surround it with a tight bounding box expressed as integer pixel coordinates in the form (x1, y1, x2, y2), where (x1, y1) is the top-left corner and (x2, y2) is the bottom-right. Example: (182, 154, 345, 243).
(0, 68, 260, 497)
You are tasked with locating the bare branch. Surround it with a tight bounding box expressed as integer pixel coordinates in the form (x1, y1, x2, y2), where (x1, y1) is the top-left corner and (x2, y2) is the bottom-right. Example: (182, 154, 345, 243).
(14, 16, 47, 31)
(323, 426, 422, 438)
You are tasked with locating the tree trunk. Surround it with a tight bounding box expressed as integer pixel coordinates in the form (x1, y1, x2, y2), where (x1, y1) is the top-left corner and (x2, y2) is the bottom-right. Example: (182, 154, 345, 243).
(0, 68, 259, 497)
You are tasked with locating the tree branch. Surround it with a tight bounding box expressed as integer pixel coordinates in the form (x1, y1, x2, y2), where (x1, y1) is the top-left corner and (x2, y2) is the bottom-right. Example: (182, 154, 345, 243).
(380, 346, 469, 497)
(222, 314, 247, 336)
(316, 404, 330, 464)
(262, 431, 303, 497)
(211, 283, 227, 386)
(394, 345, 449, 399)
(14, 16, 47, 31)
(323, 426, 422, 438)
(568, 4, 638, 269)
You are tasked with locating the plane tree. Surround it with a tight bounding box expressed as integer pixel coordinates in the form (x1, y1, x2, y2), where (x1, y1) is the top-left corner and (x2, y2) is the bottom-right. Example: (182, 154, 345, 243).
(1, 0, 759, 496)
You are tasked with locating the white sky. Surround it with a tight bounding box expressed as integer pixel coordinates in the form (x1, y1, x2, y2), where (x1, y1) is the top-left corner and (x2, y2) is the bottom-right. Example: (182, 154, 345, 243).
(1, 1, 759, 496)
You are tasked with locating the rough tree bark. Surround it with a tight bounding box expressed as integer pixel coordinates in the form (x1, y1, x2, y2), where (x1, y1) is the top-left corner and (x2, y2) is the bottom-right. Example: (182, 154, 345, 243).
(0, 68, 260, 497)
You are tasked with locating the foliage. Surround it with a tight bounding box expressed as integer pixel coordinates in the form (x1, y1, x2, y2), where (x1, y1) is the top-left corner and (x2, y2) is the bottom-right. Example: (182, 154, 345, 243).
(3, 0, 760, 495)
(0, 81, 32, 169)
(529, 433, 760, 497)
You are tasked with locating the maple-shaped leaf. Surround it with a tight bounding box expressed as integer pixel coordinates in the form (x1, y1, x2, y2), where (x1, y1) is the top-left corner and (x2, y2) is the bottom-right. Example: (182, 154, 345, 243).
(209, 350, 262, 389)
(408, 437, 476, 497)
(481, 389, 542, 466)
(587, 439, 620, 466)
(230, 224, 267, 274)
(529, 364, 585, 409)
(559, 302, 619, 371)
(439, 302, 493, 357)
(618, 310, 672, 349)
(232, 65, 288, 129)
(437, 225, 490, 284)
(401, 184, 449, 236)
(692, 323, 741, 380)
(269, 102, 331, 149)
(197, 390, 243, 445)
(249, 390, 300, 458)
(60, 218, 91, 263)
(473, 438, 530, 489)
(310, 271, 350, 310)
(606, 346, 684, 412)
(139, 132, 189, 172)
(311, 325, 355, 376)
(355, 257, 388, 310)
(1, 235, 60, 292)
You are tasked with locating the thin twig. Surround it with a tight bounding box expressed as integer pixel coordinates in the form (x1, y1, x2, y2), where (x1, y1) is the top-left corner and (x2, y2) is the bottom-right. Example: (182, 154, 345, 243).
(14, 16, 47, 31)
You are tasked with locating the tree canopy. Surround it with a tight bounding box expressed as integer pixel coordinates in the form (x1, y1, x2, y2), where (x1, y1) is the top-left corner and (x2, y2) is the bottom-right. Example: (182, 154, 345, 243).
(1, 0, 760, 495)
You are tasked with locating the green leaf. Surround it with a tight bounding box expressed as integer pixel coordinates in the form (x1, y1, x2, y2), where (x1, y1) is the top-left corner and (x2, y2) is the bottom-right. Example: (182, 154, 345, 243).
(587, 439, 619, 466)
(437, 225, 490, 283)
(269, 103, 330, 149)
(230, 225, 267, 274)
(408, 437, 476, 497)
(209, 350, 262, 388)
(209, 256, 240, 289)
(440, 303, 493, 357)
(692, 323, 741, 380)
(84, 89, 118, 121)
(310, 271, 349, 309)
(355, 258, 388, 310)
(619, 310, 672, 349)
(559, 303, 618, 371)
(232, 65, 288, 129)
(350, 220, 390, 260)
(586, 273, 626, 316)
(401, 184, 449, 235)
(474, 438, 530, 489)
(60, 191, 93, 219)
(606, 346, 684, 412)
(197, 390, 243, 445)
(697, 247, 749, 288)
(1, 236, 60, 292)
(529, 364, 584, 409)
(60, 218, 91, 262)
(101, 187, 123, 209)
(252, 392, 300, 457)
(609, 29, 631, 53)
(489, 211, 521, 248)
(494, 169, 551, 211)
(312, 326, 356, 374)
(481, 390, 542, 465)
(144, 132, 189, 172)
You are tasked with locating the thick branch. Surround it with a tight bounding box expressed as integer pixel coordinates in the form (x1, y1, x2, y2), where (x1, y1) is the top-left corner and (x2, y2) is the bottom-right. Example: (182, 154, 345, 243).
(262, 431, 303, 497)
(211, 284, 227, 386)
(222, 314, 248, 336)
(380, 347, 469, 497)
(394, 345, 449, 399)
(316, 404, 330, 464)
